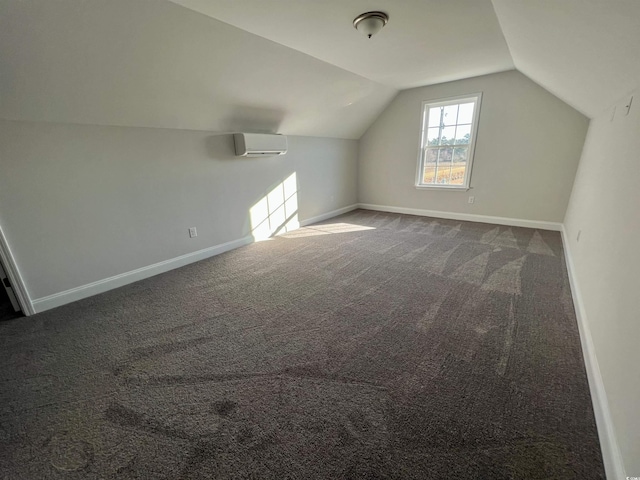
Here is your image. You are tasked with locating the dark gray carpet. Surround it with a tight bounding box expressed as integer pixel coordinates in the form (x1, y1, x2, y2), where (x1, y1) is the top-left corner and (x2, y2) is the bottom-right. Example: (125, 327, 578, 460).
(0, 209, 604, 479)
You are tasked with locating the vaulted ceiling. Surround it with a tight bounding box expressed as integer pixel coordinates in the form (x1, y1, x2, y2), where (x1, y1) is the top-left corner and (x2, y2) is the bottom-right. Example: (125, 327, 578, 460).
(171, 0, 640, 119)
(168, 0, 514, 90)
(492, 0, 640, 118)
(1, 0, 639, 139)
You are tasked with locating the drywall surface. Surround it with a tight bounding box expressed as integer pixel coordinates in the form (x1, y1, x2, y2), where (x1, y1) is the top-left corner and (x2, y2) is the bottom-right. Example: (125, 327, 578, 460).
(0, 0, 396, 139)
(564, 89, 640, 475)
(170, 0, 513, 89)
(0, 120, 357, 300)
(358, 70, 588, 222)
(492, 0, 640, 119)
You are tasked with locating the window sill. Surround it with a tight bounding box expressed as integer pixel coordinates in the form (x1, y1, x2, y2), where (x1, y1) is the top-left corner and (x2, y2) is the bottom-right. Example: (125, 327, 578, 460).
(415, 184, 471, 192)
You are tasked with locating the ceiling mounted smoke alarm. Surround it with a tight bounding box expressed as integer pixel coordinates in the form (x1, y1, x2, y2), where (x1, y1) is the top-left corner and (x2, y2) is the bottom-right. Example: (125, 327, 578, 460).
(353, 11, 389, 39)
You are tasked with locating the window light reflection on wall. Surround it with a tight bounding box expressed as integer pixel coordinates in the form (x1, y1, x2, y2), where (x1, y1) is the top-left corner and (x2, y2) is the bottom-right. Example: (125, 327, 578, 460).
(250, 173, 299, 241)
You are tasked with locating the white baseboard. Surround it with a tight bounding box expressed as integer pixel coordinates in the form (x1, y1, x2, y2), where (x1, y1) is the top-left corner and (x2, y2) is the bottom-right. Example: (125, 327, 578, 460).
(0, 224, 35, 315)
(31, 204, 359, 314)
(357, 203, 562, 231)
(357, 203, 624, 477)
(21, 203, 628, 478)
(560, 226, 626, 480)
(300, 204, 359, 227)
(32, 235, 254, 313)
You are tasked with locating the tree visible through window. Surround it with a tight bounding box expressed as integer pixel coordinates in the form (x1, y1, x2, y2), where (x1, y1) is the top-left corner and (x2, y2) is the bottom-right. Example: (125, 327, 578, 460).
(416, 94, 481, 189)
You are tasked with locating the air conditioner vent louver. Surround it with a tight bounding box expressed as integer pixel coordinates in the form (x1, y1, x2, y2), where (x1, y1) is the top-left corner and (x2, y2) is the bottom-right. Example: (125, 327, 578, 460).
(234, 133, 288, 157)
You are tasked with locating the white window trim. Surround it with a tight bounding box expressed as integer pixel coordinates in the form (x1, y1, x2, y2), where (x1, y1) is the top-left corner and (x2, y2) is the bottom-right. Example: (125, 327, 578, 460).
(415, 92, 482, 191)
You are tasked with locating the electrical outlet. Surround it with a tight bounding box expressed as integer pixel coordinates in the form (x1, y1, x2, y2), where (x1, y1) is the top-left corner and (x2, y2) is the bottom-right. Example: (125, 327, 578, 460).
(576, 230, 581, 242)
(468, 196, 475, 204)
(189, 227, 197, 238)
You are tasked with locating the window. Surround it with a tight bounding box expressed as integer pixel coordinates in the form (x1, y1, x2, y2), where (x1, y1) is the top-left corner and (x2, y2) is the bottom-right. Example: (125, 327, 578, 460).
(416, 93, 482, 189)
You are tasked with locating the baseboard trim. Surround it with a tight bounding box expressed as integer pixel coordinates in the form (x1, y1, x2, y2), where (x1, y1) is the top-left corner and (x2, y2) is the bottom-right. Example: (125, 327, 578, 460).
(32, 235, 254, 313)
(22, 203, 627, 477)
(0, 224, 35, 315)
(31, 204, 359, 314)
(357, 203, 562, 231)
(300, 204, 359, 227)
(560, 226, 626, 480)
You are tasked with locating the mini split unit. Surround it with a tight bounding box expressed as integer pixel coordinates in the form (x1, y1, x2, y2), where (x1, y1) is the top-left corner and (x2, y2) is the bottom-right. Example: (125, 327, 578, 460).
(233, 133, 288, 157)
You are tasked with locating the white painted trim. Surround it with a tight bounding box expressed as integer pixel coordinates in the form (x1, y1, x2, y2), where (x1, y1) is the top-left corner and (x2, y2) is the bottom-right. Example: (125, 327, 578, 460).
(22, 200, 626, 478)
(0, 223, 34, 315)
(560, 226, 626, 480)
(415, 185, 471, 191)
(415, 92, 482, 190)
(31, 235, 254, 313)
(30, 204, 359, 314)
(357, 203, 562, 231)
(300, 204, 359, 227)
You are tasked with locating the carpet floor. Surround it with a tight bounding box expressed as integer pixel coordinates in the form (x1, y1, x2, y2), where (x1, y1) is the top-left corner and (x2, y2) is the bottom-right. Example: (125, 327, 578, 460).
(0, 209, 604, 479)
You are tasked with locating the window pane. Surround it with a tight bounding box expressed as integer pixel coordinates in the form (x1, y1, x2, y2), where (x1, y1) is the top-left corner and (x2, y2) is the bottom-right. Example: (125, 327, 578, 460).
(418, 95, 479, 189)
(452, 147, 468, 185)
(427, 107, 441, 128)
(455, 124, 471, 145)
(427, 127, 440, 146)
(441, 163, 453, 184)
(442, 104, 458, 126)
(423, 166, 436, 184)
(450, 164, 467, 185)
(438, 147, 453, 164)
(425, 148, 438, 164)
(457, 102, 475, 124)
(440, 126, 456, 145)
(453, 146, 468, 162)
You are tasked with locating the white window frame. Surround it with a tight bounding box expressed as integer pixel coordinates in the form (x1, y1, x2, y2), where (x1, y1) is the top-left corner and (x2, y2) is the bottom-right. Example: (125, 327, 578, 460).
(415, 92, 482, 190)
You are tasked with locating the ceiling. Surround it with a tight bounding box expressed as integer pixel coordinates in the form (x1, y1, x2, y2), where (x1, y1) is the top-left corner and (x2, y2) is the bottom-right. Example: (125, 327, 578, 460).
(0, 0, 396, 139)
(2, 0, 639, 138)
(491, 0, 640, 118)
(169, 0, 514, 90)
(171, 0, 640, 118)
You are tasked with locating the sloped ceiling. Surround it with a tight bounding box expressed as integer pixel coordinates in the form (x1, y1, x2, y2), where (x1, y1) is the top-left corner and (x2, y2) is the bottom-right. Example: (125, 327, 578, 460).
(491, 0, 640, 118)
(2, 1, 637, 139)
(168, 0, 514, 89)
(171, 0, 640, 119)
(0, 0, 396, 139)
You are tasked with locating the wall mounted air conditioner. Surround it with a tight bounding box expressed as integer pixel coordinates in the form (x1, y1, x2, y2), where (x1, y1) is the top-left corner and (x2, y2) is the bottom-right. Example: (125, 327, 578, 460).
(233, 133, 288, 157)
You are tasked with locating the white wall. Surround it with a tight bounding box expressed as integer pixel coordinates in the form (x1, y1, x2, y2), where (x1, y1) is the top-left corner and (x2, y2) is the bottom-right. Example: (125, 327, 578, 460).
(491, 0, 640, 118)
(358, 70, 588, 223)
(0, 120, 357, 302)
(0, 0, 370, 311)
(564, 89, 640, 476)
(0, 0, 396, 139)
